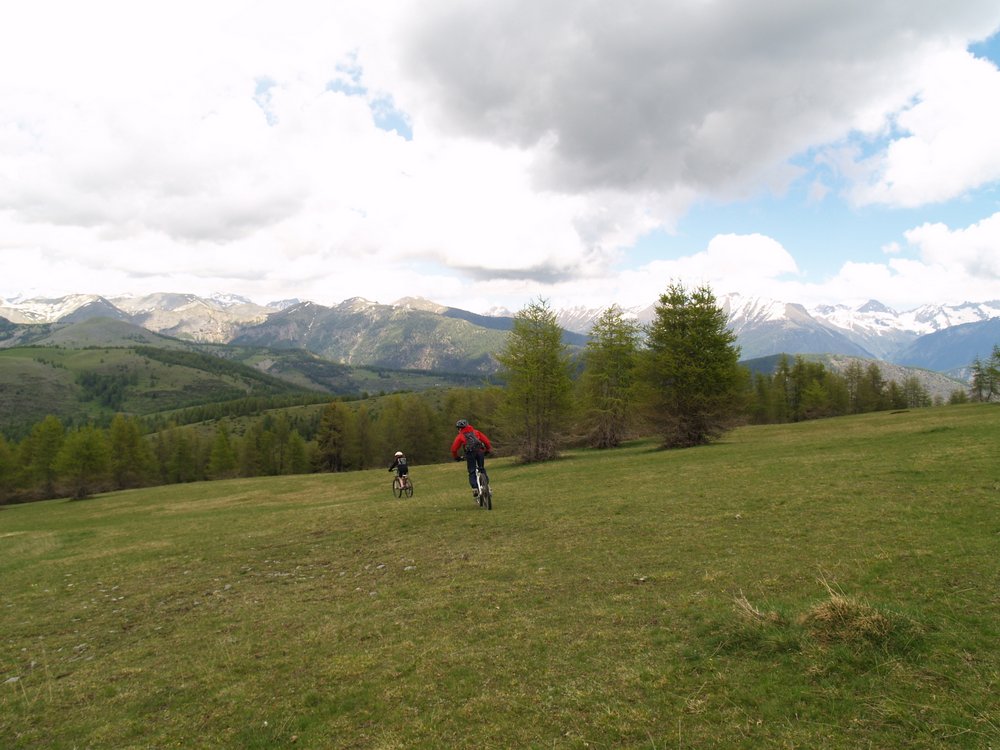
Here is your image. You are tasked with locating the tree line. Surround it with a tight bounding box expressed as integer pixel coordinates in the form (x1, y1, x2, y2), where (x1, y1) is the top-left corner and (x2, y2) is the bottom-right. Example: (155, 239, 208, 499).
(0, 388, 502, 504)
(1, 283, 992, 504)
(493, 283, 983, 459)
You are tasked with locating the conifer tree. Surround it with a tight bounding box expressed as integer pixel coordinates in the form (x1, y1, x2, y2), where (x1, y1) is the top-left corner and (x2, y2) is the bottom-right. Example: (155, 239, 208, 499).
(843, 359, 865, 413)
(858, 362, 886, 412)
(316, 401, 350, 471)
(637, 282, 743, 448)
(497, 299, 574, 462)
(20, 415, 66, 497)
(970, 345, 1000, 402)
(286, 431, 310, 475)
(238, 423, 265, 477)
(108, 414, 155, 489)
(208, 423, 238, 479)
(579, 305, 640, 448)
(168, 429, 199, 483)
(55, 425, 111, 499)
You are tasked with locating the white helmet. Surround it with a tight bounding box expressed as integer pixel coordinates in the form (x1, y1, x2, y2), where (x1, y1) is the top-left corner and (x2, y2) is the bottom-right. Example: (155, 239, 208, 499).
(394, 451, 404, 457)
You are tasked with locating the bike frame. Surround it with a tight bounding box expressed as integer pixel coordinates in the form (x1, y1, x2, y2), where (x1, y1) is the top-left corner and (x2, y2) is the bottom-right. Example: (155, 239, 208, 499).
(474, 466, 491, 510)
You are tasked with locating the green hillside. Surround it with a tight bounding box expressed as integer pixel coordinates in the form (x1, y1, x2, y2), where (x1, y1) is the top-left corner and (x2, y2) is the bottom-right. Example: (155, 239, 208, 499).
(2, 405, 997, 748)
(0, 345, 316, 437)
(0, 318, 491, 438)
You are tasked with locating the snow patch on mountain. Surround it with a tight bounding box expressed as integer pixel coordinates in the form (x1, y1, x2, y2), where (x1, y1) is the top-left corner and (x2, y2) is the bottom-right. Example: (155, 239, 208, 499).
(3, 291, 999, 362)
(0, 294, 107, 323)
(394, 296, 448, 314)
(267, 299, 302, 310)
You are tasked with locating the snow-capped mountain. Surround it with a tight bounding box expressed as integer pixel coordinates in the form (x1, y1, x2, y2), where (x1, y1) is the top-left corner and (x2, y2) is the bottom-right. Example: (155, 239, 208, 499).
(811, 298, 1000, 362)
(0, 294, 117, 324)
(549, 293, 1000, 374)
(2, 291, 998, 377)
(0, 293, 277, 342)
(719, 295, 872, 359)
(810, 300, 917, 360)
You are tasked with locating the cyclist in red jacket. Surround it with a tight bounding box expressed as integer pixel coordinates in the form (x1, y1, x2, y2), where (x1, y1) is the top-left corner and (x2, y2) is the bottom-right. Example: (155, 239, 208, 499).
(450, 419, 492, 498)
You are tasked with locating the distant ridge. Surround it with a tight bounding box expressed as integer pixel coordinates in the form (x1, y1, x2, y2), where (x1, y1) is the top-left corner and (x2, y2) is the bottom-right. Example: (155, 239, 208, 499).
(2, 291, 998, 378)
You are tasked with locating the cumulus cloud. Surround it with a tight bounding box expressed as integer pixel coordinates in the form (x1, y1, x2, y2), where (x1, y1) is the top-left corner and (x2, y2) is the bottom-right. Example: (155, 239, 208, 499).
(756, 211, 1000, 310)
(400, 0, 1000, 198)
(904, 212, 1000, 279)
(1, 1, 1000, 311)
(850, 50, 1000, 207)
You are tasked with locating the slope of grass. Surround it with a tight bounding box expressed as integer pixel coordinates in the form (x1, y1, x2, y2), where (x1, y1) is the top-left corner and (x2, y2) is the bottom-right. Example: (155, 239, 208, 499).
(1, 405, 998, 748)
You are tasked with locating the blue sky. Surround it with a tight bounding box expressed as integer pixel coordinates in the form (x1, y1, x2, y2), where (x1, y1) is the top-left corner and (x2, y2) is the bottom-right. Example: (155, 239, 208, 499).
(627, 31, 1000, 303)
(2, 1, 1000, 314)
(638, 160, 1000, 279)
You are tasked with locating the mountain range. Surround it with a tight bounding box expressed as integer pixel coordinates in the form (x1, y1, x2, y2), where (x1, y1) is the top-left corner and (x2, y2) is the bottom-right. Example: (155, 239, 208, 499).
(2, 291, 998, 379)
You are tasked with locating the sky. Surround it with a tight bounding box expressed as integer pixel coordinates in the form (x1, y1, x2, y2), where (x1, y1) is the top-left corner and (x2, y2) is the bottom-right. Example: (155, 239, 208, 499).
(2, 1, 1000, 315)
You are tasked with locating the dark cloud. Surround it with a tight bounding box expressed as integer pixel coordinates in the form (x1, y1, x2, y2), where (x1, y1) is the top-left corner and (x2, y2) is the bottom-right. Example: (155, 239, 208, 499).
(457, 261, 580, 284)
(401, 0, 1000, 196)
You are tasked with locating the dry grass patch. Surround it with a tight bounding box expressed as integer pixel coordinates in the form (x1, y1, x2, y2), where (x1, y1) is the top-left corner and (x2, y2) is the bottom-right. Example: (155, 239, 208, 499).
(728, 582, 922, 660)
(799, 593, 896, 646)
(733, 590, 785, 626)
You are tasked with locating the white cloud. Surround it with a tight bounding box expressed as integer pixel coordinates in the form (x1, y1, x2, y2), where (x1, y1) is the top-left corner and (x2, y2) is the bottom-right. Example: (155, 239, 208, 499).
(904, 212, 1000, 279)
(756, 212, 1000, 309)
(1, 1, 1000, 312)
(850, 50, 1000, 207)
(462, 232, 801, 313)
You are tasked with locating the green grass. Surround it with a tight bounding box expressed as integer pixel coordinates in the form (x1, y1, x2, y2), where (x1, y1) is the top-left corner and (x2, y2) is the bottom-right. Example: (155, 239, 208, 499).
(2, 405, 998, 748)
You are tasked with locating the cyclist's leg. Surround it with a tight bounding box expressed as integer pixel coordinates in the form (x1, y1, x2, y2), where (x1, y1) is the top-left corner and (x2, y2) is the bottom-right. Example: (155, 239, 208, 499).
(476, 452, 488, 484)
(465, 454, 478, 490)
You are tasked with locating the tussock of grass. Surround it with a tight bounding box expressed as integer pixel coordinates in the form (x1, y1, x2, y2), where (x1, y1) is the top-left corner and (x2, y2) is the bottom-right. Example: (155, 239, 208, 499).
(725, 583, 922, 664)
(799, 593, 896, 646)
(798, 578, 921, 654)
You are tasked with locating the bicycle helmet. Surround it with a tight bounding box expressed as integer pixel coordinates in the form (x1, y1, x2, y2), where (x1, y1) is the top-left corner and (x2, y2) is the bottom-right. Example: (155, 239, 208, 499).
(455, 419, 468, 429)
(394, 451, 403, 457)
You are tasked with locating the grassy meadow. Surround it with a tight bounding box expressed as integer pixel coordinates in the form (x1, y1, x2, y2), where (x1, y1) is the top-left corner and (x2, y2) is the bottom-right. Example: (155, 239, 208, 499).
(1, 404, 998, 748)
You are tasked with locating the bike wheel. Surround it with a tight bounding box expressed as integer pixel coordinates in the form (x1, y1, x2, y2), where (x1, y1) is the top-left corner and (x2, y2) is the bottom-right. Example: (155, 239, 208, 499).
(404, 480, 413, 498)
(476, 472, 490, 509)
(392, 478, 403, 498)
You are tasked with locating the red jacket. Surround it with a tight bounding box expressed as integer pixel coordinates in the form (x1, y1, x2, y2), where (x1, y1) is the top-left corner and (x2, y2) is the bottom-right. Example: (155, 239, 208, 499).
(451, 425, 492, 459)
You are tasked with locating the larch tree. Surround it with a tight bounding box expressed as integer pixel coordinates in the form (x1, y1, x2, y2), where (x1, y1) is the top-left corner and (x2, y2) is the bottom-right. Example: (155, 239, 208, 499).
(637, 282, 743, 448)
(497, 299, 574, 462)
(109, 414, 155, 489)
(207, 422, 238, 479)
(54, 425, 111, 500)
(315, 401, 351, 472)
(19, 415, 66, 497)
(970, 345, 1000, 402)
(579, 305, 640, 448)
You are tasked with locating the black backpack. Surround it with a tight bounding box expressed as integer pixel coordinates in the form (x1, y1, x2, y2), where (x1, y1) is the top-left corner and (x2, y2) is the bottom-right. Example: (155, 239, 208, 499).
(463, 430, 484, 454)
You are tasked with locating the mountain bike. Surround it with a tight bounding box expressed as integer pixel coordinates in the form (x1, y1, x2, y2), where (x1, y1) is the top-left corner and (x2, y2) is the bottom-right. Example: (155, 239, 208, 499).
(473, 465, 492, 510)
(392, 474, 413, 498)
